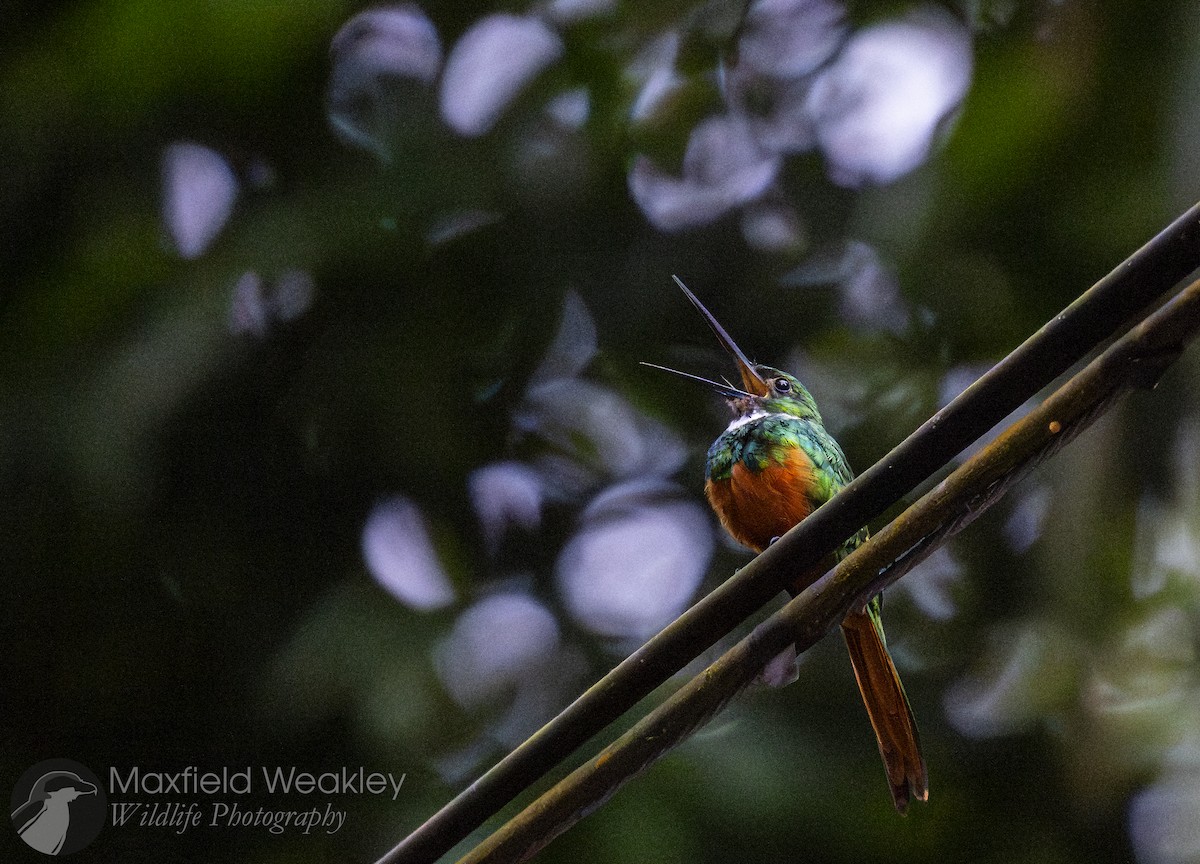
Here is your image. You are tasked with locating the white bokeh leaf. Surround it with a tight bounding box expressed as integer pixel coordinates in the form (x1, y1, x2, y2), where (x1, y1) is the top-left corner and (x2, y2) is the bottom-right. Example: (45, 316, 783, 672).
(897, 545, 960, 621)
(328, 4, 443, 157)
(628, 32, 682, 124)
(331, 5, 442, 84)
(516, 378, 687, 481)
(806, 6, 973, 186)
(1130, 770, 1200, 864)
(557, 491, 712, 640)
(434, 593, 559, 707)
(741, 198, 807, 253)
(737, 0, 847, 79)
(162, 142, 238, 259)
(629, 115, 780, 231)
(362, 497, 455, 610)
(468, 461, 544, 553)
(440, 14, 563, 137)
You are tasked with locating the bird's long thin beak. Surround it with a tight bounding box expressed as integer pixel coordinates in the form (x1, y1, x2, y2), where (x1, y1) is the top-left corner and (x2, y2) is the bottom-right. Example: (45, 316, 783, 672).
(672, 275, 769, 397)
(638, 362, 754, 400)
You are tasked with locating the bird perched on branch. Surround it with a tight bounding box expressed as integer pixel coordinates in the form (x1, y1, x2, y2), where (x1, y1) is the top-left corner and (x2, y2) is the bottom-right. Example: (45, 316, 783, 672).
(647, 276, 928, 813)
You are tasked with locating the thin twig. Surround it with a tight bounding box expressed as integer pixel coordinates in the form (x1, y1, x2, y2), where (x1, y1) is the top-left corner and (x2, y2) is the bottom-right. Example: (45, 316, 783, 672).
(457, 276, 1200, 863)
(375, 202, 1200, 864)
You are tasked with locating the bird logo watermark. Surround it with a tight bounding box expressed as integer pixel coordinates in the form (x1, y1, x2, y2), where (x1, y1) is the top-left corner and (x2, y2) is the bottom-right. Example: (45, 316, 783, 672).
(10, 760, 107, 856)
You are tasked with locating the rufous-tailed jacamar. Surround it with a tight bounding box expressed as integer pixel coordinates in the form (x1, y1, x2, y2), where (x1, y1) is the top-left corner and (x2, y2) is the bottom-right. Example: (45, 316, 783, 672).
(652, 276, 928, 813)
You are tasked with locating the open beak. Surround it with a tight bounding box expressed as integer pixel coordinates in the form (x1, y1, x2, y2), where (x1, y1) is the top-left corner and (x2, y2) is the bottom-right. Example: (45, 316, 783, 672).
(672, 276, 769, 397)
(638, 362, 754, 400)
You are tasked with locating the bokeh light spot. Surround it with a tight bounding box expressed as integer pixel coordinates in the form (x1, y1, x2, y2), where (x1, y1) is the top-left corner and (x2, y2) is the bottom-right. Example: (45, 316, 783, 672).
(440, 14, 563, 137)
(162, 142, 238, 259)
(806, 6, 972, 186)
(362, 497, 456, 610)
(557, 488, 711, 640)
(435, 593, 559, 707)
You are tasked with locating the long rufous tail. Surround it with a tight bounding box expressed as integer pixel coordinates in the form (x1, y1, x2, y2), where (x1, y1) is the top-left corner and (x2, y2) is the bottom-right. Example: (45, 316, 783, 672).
(840, 602, 928, 814)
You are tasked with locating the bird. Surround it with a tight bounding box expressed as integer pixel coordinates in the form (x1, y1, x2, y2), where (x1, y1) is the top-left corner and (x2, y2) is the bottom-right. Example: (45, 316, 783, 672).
(12, 771, 98, 855)
(647, 276, 928, 814)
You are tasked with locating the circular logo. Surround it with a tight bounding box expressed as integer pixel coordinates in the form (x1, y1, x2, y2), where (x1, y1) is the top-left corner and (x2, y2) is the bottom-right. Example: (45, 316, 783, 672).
(10, 759, 106, 856)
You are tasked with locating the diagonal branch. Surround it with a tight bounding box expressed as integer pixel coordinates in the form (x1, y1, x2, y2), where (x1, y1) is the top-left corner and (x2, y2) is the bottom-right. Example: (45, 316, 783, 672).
(375, 202, 1200, 864)
(456, 275, 1200, 864)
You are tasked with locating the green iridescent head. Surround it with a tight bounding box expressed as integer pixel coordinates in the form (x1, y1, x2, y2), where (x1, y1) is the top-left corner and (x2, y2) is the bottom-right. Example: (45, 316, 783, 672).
(746, 365, 822, 422)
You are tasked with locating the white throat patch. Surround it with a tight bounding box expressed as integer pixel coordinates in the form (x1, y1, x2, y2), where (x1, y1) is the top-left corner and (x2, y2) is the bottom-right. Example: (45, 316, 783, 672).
(725, 409, 782, 431)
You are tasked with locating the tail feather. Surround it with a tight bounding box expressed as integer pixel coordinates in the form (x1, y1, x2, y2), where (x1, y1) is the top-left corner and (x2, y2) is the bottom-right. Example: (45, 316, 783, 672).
(840, 603, 928, 813)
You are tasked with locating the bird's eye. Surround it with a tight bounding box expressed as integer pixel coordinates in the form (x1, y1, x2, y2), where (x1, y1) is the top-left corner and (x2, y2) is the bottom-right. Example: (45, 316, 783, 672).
(773, 378, 791, 393)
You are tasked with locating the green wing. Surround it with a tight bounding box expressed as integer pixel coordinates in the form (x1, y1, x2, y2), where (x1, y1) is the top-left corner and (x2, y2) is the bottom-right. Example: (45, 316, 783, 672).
(777, 417, 866, 556)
